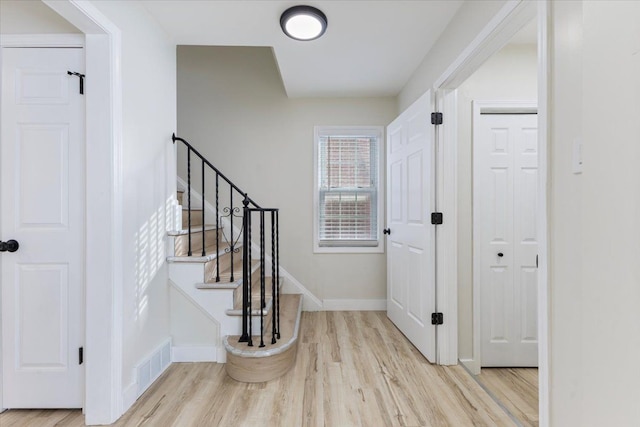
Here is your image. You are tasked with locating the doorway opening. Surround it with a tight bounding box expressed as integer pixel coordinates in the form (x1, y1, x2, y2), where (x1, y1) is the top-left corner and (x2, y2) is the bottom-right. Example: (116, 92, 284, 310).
(432, 1, 548, 425)
(457, 16, 540, 427)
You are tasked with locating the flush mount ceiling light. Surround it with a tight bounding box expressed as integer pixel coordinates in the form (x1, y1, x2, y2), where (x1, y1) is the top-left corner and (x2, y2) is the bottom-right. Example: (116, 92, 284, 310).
(280, 5, 328, 41)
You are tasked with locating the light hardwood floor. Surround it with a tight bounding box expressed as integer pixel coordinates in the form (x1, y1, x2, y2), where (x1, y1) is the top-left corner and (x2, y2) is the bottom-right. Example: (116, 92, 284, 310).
(1, 312, 518, 427)
(475, 368, 539, 427)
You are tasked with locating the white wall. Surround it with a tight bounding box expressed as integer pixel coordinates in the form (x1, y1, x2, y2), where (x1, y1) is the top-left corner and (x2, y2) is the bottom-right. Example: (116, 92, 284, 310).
(89, 0, 176, 398)
(0, 0, 80, 34)
(550, 1, 640, 425)
(399, 0, 508, 111)
(456, 44, 537, 359)
(177, 46, 396, 308)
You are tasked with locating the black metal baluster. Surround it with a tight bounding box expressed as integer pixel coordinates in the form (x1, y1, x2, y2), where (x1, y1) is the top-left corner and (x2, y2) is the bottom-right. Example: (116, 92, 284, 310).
(201, 159, 206, 256)
(239, 199, 250, 342)
(215, 174, 220, 282)
(229, 186, 234, 282)
(271, 210, 277, 344)
(259, 211, 265, 348)
(247, 210, 253, 347)
(187, 147, 192, 256)
(276, 210, 280, 339)
(171, 135, 285, 349)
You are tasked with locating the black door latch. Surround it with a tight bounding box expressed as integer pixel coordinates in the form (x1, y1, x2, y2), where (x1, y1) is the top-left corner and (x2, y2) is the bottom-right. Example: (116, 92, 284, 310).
(67, 71, 85, 94)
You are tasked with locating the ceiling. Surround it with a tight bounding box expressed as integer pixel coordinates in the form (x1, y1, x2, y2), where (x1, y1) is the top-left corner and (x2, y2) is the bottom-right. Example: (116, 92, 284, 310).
(142, 1, 464, 98)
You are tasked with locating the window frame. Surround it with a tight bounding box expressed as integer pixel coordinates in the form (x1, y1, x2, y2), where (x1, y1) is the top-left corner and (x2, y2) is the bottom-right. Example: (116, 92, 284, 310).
(313, 125, 385, 254)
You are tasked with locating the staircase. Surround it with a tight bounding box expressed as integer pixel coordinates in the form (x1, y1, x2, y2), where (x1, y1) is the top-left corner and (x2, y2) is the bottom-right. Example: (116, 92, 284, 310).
(167, 134, 302, 382)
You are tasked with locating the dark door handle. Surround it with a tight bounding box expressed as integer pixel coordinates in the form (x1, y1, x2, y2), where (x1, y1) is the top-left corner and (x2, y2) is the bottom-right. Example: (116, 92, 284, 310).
(497, 252, 504, 257)
(383, 228, 391, 235)
(0, 240, 19, 253)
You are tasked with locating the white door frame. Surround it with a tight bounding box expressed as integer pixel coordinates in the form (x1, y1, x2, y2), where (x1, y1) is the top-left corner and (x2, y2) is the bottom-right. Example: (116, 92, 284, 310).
(431, 0, 549, 425)
(0, 1, 125, 424)
(472, 100, 538, 370)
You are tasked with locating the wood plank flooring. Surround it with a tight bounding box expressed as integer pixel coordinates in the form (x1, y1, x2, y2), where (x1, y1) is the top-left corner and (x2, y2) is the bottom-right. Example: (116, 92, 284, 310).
(1, 312, 518, 427)
(475, 368, 539, 427)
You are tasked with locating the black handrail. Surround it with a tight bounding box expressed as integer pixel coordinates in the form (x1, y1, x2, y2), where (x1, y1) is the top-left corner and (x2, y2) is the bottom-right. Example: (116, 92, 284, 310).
(172, 133, 261, 209)
(172, 134, 280, 349)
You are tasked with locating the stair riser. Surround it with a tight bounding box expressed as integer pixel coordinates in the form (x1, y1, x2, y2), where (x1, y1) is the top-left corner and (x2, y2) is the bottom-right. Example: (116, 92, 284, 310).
(177, 191, 184, 205)
(225, 294, 303, 383)
(182, 210, 204, 228)
(205, 251, 243, 283)
(233, 267, 269, 307)
(174, 229, 221, 257)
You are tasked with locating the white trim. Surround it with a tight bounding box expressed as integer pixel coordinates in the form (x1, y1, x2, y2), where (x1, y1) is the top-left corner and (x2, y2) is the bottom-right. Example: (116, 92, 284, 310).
(459, 358, 479, 375)
(322, 299, 386, 311)
(434, 89, 458, 365)
(432, 1, 550, 425)
(433, 0, 537, 369)
(536, 2, 550, 425)
(313, 125, 385, 254)
(39, 1, 125, 424)
(122, 383, 137, 414)
(176, 176, 323, 312)
(171, 345, 218, 363)
(471, 100, 537, 375)
(434, 0, 536, 90)
(0, 34, 84, 47)
(432, 0, 538, 366)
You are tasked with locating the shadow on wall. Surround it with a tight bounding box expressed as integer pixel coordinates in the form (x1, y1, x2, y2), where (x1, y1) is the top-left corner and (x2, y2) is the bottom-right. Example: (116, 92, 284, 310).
(133, 196, 174, 324)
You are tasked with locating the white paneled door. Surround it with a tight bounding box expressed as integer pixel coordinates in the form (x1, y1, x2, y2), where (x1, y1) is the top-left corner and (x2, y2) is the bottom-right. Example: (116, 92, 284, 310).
(386, 91, 436, 363)
(1, 48, 85, 408)
(475, 107, 538, 367)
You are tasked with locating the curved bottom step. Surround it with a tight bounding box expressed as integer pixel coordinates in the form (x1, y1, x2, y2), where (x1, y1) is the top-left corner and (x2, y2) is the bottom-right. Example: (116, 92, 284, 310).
(224, 294, 302, 383)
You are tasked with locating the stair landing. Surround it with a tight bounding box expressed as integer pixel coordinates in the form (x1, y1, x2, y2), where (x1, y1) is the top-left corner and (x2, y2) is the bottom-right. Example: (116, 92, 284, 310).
(224, 294, 302, 383)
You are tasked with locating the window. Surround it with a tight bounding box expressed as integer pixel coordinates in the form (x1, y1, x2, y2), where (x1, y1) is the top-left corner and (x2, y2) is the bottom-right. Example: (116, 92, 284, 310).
(313, 126, 384, 253)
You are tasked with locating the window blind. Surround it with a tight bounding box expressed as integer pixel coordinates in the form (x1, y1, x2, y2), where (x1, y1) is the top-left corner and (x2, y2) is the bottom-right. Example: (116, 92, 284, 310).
(318, 135, 378, 246)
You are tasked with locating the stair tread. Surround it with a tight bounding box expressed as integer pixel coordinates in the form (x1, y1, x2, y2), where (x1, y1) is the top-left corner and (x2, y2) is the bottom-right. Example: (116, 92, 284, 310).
(224, 294, 302, 357)
(195, 282, 239, 290)
(207, 259, 258, 284)
(167, 242, 241, 263)
(168, 225, 218, 236)
(231, 276, 280, 310)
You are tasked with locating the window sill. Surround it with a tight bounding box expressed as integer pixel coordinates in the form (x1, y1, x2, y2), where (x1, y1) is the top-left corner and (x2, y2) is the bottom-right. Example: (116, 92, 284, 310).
(313, 244, 384, 254)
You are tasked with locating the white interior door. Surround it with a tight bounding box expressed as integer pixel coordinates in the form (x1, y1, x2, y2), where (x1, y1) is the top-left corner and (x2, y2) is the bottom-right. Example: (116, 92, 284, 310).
(1, 47, 85, 408)
(386, 91, 437, 362)
(474, 105, 538, 367)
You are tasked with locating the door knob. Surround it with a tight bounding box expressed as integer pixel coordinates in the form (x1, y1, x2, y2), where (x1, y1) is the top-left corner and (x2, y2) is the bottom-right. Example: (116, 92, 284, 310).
(497, 252, 504, 257)
(0, 240, 19, 253)
(383, 228, 391, 235)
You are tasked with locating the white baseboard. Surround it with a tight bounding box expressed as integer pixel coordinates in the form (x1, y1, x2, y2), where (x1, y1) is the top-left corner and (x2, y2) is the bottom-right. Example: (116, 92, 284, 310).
(122, 382, 138, 411)
(123, 339, 172, 413)
(281, 272, 322, 311)
(171, 345, 219, 362)
(322, 299, 387, 311)
(459, 358, 480, 375)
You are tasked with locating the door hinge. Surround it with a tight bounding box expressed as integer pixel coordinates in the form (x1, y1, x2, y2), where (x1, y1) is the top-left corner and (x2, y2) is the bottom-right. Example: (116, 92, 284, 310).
(431, 112, 443, 125)
(79, 347, 84, 365)
(431, 312, 444, 325)
(431, 212, 443, 225)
